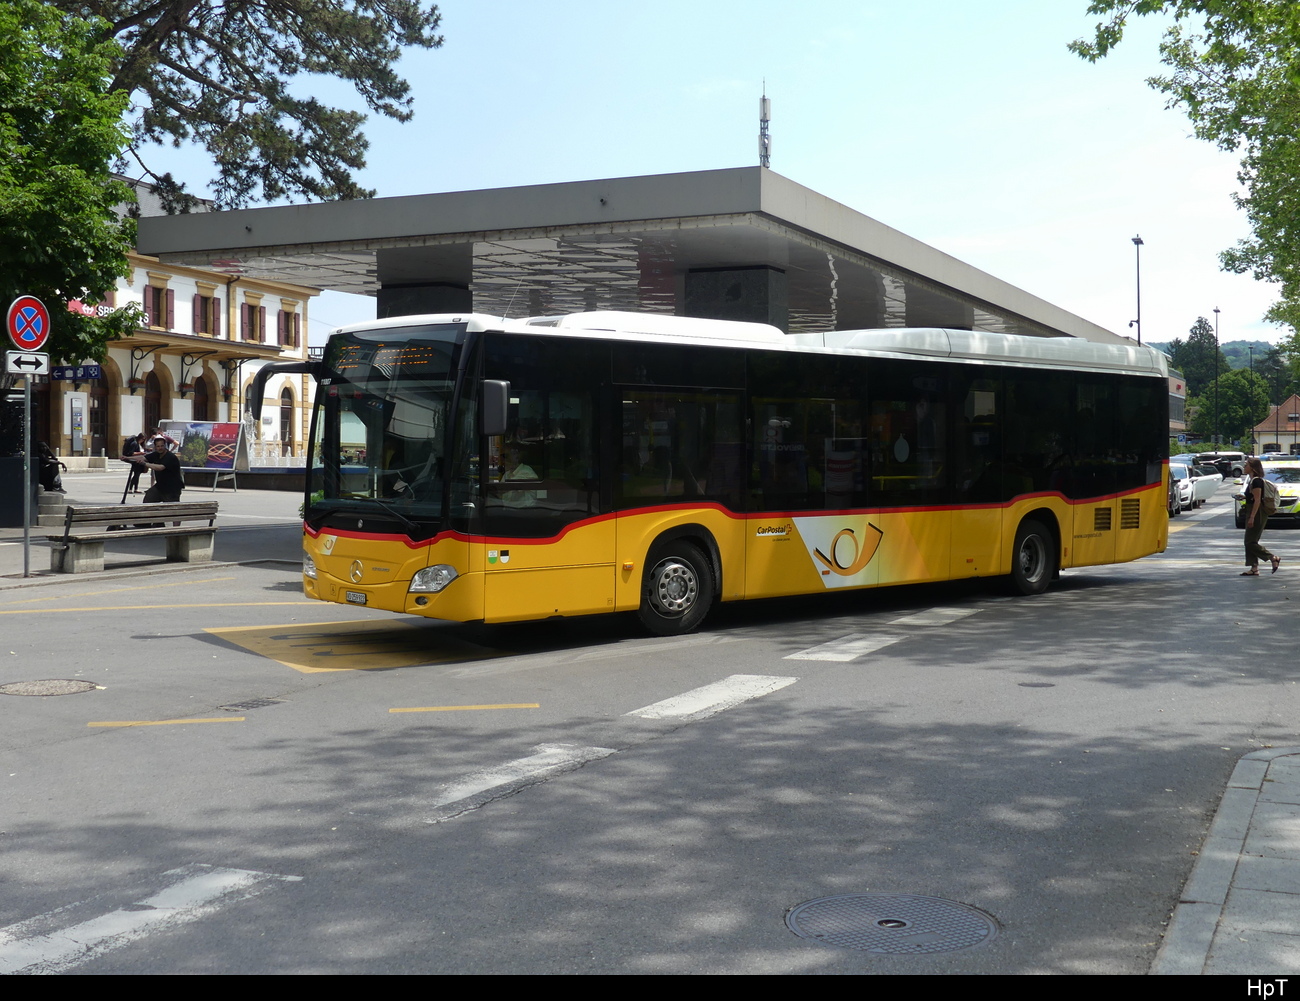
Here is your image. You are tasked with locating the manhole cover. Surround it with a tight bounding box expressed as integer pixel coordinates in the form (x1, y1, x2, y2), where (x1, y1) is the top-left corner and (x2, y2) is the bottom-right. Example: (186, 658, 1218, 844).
(1018, 682, 1056, 688)
(785, 893, 998, 954)
(0, 679, 98, 697)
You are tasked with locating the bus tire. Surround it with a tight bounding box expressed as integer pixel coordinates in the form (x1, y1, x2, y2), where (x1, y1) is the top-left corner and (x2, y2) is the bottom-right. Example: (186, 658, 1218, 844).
(1010, 519, 1055, 596)
(638, 542, 713, 635)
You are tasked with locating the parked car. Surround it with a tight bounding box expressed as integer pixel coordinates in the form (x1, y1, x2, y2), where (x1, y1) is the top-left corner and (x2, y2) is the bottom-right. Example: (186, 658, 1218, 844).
(1234, 463, 1300, 528)
(1195, 451, 1246, 477)
(1170, 464, 1195, 512)
(1188, 464, 1223, 508)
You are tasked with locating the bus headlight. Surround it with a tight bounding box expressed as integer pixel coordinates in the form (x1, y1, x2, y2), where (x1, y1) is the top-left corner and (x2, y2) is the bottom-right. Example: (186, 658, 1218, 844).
(303, 551, 317, 579)
(410, 565, 458, 593)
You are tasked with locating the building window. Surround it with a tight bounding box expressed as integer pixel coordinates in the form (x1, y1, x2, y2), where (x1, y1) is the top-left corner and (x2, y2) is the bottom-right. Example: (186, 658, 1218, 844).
(277, 309, 300, 348)
(193, 376, 210, 421)
(240, 301, 267, 342)
(145, 371, 162, 432)
(280, 386, 294, 455)
(143, 286, 174, 329)
(193, 291, 221, 335)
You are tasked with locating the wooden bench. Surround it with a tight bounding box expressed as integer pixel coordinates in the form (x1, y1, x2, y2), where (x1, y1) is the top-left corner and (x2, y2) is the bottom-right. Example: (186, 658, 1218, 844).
(46, 502, 220, 573)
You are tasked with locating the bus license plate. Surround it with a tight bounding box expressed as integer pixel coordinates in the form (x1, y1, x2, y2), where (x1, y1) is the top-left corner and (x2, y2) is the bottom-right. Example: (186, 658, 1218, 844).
(345, 590, 367, 605)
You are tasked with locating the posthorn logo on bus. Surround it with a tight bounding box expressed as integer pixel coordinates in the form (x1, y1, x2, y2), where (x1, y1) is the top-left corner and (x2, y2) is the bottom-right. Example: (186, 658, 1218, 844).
(812, 526, 884, 577)
(787, 517, 886, 588)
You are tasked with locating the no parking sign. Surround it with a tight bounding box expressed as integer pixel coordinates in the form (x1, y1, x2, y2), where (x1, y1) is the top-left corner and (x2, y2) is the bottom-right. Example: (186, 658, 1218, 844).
(7, 296, 50, 352)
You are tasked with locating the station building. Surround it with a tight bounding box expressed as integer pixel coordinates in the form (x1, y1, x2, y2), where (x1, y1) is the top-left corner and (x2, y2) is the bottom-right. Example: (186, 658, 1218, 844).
(34, 253, 316, 465)
(137, 167, 1129, 345)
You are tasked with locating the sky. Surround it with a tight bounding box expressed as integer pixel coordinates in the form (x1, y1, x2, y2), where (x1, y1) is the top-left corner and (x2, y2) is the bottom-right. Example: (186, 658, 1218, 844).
(135, 1, 1285, 349)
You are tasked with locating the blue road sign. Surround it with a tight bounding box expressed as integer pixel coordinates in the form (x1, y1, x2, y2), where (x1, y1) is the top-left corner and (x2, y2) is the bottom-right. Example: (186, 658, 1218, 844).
(52, 364, 102, 381)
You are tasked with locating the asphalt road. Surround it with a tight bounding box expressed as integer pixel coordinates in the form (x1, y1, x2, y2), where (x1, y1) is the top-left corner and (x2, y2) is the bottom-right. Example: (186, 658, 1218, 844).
(1, 480, 1295, 974)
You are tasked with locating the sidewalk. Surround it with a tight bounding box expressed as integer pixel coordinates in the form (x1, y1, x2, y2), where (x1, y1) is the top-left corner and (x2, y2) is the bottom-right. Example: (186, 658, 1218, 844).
(0, 470, 304, 582)
(1154, 748, 1300, 974)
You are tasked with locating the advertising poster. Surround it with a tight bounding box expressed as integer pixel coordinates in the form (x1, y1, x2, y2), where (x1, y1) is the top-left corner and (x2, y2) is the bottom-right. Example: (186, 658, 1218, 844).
(162, 421, 246, 471)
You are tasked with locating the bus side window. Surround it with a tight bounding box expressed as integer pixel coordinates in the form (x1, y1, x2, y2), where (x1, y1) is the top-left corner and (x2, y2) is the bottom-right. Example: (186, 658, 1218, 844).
(868, 360, 947, 506)
(953, 374, 1001, 503)
(480, 334, 608, 538)
(617, 391, 744, 511)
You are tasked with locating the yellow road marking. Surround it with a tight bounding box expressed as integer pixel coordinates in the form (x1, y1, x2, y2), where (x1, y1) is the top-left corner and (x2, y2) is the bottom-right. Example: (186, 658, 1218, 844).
(0, 577, 237, 606)
(87, 717, 246, 727)
(205, 620, 498, 674)
(0, 602, 310, 615)
(389, 703, 539, 713)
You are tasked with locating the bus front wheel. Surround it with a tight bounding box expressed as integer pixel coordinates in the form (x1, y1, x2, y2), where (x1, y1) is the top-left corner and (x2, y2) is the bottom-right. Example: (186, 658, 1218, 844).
(1010, 519, 1055, 596)
(638, 542, 713, 635)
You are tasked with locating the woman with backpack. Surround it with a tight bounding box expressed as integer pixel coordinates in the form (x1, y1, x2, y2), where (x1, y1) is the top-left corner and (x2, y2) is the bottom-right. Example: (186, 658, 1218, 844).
(1242, 456, 1281, 576)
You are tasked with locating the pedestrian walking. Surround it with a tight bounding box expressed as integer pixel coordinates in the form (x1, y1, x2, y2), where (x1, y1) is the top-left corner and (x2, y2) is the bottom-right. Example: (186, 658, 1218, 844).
(1242, 456, 1280, 576)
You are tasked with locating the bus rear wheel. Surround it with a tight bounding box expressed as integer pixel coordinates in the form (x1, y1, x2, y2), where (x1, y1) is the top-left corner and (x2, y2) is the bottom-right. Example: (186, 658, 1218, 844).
(638, 542, 713, 635)
(1010, 519, 1055, 596)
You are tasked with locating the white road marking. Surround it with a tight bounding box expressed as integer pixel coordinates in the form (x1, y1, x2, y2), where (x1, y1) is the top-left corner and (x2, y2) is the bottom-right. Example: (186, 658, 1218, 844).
(783, 633, 901, 662)
(624, 673, 798, 719)
(0, 864, 300, 975)
(889, 606, 980, 628)
(425, 743, 616, 823)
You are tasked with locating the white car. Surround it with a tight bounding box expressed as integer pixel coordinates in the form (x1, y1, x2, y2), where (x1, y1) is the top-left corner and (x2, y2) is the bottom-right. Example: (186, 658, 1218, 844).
(1188, 464, 1223, 508)
(1235, 463, 1300, 528)
(1169, 464, 1195, 512)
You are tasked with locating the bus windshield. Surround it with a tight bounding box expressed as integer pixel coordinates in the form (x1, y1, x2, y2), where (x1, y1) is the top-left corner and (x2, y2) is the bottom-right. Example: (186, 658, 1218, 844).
(307, 323, 467, 536)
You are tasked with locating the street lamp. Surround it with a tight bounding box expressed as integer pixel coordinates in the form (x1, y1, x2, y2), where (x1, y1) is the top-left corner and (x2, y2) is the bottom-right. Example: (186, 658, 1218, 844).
(1213, 307, 1221, 447)
(1129, 236, 1144, 345)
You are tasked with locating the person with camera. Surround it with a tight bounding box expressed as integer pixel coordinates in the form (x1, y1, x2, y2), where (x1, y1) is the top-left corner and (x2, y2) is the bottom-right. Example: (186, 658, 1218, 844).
(130, 436, 184, 504)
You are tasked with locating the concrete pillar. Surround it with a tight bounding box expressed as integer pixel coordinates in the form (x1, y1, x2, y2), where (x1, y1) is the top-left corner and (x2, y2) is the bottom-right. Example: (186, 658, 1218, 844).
(377, 283, 472, 319)
(684, 266, 788, 330)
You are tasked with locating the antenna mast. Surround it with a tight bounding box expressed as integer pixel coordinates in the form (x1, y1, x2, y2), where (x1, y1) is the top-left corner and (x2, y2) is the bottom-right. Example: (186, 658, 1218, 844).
(759, 86, 771, 168)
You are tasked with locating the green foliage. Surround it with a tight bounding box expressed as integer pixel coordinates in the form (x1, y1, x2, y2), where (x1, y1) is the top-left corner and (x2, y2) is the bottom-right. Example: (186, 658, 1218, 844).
(0, 0, 143, 364)
(1166, 316, 1229, 397)
(1187, 366, 1271, 442)
(1072, 2, 1300, 328)
(51, 1, 444, 208)
(1221, 339, 1272, 370)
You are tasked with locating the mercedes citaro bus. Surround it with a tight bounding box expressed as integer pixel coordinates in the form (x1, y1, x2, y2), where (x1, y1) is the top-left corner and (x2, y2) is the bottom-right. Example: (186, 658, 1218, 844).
(250, 311, 1169, 634)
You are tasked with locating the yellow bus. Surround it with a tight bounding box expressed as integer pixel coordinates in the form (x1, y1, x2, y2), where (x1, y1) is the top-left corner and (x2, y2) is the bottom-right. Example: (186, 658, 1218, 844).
(253, 311, 1169, 634)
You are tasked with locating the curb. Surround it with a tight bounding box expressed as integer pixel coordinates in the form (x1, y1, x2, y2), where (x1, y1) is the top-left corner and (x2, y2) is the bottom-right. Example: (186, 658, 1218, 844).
(1151, 746, 1300, 975)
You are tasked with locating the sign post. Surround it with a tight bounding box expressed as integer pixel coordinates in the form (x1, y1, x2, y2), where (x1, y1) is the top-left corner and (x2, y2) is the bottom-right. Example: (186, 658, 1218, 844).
(7, 295, 50, 578)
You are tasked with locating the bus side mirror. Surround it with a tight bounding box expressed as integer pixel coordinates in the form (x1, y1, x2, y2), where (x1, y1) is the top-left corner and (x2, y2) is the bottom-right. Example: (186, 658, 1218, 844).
(482, 380, 510, 437)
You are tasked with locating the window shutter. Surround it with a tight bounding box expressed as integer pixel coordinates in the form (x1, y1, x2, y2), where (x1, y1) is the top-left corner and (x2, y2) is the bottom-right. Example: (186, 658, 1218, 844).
(165, 288, 175, 329)
(192, 294, 202, 333)
(259, 305, 267, 343)
(240, 303, 250, 340)
(277, 309, 287, 346)
(211, 296, 221, 336)
(293, 312, 301, 348)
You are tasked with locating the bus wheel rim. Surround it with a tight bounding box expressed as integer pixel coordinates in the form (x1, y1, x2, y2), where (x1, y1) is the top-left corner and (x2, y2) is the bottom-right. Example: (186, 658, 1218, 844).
(1020, 536, 1045, 582)
(652, 560, 697, 615)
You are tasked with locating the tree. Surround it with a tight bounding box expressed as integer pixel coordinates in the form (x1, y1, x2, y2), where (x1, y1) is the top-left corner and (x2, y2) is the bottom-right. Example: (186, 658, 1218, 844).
(1166, 316, 1228, 397)
(0, 1, 143, 364)
(50, 1, 444, 208)
(1187, 366, 1270, 442)
(1071, 3, 1300, 328)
